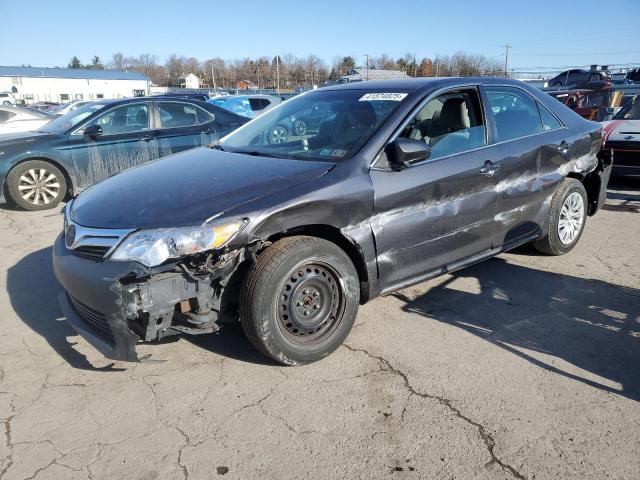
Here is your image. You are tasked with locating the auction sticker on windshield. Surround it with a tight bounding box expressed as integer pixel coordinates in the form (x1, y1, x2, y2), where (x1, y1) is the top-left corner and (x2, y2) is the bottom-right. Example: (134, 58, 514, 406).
(359, 93, 408, 101)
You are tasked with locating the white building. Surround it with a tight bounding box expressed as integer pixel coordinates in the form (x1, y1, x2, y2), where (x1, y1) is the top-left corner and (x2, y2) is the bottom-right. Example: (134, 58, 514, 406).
(176, 73, 201, 89)
(0, 66, 150, 104)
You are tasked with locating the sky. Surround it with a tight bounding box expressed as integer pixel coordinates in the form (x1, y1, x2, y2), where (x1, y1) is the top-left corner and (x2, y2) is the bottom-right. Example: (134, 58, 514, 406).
(1, 0, 638, 73)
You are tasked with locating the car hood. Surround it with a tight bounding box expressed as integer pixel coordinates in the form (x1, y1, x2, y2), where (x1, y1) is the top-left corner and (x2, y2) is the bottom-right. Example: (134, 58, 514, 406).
(0, 130, 54, 147)
(70, 147, 335, 229)
(603, 119, 640, 143)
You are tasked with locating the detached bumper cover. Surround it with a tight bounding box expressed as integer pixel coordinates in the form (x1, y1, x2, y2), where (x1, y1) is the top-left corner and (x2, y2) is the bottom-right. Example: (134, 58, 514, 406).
(53, 233, 143, 361)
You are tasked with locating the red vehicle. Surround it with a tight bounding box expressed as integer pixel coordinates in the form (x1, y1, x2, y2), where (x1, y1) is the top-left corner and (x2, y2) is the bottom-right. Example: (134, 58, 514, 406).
(547, 83, 616, 121)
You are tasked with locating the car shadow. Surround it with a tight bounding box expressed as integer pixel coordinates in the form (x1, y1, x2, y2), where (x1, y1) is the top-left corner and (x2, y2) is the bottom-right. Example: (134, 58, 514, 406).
(393, 257, 640, 402)
(6, 247, 121, 371)
(6, 247, 273, 369)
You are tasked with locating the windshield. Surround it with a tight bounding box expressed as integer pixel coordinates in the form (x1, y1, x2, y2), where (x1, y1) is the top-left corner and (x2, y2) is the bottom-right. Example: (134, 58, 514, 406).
(221, 90, 407, 161)
(41, 102, 107, 134)
(613, 96, 640, 120)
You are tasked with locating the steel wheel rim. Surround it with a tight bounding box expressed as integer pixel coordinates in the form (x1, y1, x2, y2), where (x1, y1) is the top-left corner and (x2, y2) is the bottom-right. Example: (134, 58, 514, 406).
(277, 262, 345, 344)
(558, 191, 584, 245)
(270, 126, 287, 144)
(17, 168, 60, 205)
(293, 120, 307, 136)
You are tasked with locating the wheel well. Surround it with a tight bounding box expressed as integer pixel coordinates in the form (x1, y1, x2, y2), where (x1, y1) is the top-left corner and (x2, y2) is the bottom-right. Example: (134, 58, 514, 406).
(567, 171, 600, 216)
(265, 225, 370, 302)
(9, 157, 74, 199)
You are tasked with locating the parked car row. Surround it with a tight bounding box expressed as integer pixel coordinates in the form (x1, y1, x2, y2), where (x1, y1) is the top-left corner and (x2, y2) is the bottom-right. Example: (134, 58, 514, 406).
(0, 97, 248, 210)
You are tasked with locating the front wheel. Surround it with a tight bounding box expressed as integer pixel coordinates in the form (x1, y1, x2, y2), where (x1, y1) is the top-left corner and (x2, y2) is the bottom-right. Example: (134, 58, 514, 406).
(588, 73, 600, 82)
(6, 160, 67, 210)
(534, 178, 587, 255)
(239, 236, 360, 365)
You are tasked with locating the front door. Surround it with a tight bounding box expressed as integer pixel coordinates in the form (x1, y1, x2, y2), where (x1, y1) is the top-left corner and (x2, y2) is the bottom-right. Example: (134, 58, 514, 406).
(69, 102, 155, 188)
(370, 87, 502, 291)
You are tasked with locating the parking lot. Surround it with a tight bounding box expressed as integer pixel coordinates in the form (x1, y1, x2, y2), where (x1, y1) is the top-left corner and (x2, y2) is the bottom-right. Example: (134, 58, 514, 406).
(0, 180, 638, 480)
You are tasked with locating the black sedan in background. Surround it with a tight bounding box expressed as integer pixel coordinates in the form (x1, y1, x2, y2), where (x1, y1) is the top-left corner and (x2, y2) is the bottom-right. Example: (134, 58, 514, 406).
(53, 78, 611, 365)
(546, 69, 608, 87)
(0, 97, 247, 210)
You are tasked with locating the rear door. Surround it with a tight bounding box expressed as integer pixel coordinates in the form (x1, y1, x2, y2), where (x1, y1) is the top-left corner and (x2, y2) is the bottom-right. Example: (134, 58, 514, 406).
(370, 87, 503, 291)
(153, 101, 220, 155)
(69, 102, 155, 188)
(483, 86, 568, 248)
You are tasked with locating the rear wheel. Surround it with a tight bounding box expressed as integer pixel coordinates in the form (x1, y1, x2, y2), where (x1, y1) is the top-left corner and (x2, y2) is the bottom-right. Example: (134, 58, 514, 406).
(239, 236, 360, 365)
(6, 160, 67, 211)
(588, 73, 600, 82)
(269, 125, 288, 144)
(534, 178, 587, 255)
(553, 81, 563, 87)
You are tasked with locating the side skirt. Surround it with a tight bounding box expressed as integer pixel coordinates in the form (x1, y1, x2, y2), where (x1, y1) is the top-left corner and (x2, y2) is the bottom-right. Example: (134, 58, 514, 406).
(379, 232, 540, 296)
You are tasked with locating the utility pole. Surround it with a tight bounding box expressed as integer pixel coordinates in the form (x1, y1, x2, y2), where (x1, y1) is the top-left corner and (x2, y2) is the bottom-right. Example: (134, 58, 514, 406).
(413, 55, 417, 77)
(211, 63, 217, 90)
(364, 54, 369, 81)
(502, 44, 511, 78)
(276, 55, 280, 93)
(435, 59, 439, 77)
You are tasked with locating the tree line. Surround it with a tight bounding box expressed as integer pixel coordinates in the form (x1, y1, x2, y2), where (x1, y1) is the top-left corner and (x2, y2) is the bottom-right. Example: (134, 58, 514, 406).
(64, 52, 504, 89)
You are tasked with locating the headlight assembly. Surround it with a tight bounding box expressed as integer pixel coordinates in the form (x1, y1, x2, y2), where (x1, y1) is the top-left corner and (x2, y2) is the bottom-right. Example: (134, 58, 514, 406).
(110, 221, 244, 267)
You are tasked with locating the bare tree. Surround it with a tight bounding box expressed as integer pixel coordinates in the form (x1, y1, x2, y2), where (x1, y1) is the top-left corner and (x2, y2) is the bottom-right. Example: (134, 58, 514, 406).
(111, 52, 125, 71)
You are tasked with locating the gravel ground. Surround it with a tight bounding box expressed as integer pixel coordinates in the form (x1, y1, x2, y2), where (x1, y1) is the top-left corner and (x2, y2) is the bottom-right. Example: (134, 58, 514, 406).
(0, 179, 638, 480)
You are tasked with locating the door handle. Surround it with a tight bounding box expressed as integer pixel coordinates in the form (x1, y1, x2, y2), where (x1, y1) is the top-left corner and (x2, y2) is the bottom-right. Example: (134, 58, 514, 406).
(480, 160, 501, 177)
(557, 141, 569, 157)
(139, 135, 153, 142)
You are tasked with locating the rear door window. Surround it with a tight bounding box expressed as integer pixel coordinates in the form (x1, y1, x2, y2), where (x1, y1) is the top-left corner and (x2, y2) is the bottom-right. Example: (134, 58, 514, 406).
(485, 87, 542, 142)
(537, 102, 562, 131)
(157, 102, 201, 128)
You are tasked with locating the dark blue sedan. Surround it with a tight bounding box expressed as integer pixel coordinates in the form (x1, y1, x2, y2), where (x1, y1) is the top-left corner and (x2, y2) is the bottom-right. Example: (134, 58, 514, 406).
(0, 97, 247, 210)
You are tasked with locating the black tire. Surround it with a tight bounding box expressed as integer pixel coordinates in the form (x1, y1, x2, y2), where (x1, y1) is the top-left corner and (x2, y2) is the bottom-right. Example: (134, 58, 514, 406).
(6, 160, 67, 211)
(553, 81, 563, 87)
(2, 101, 11, 105)
(239, 236, 360, 365)
(534, 178, 587, 256)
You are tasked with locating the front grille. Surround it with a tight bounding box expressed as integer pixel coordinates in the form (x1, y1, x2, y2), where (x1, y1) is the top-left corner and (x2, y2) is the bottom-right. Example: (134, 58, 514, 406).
(63, 216, 132, 260)
(606, 141, 640, 151)
(73, 245, 112, 259)
(68, 295, 114, 341)
(611, 151, 640, 167)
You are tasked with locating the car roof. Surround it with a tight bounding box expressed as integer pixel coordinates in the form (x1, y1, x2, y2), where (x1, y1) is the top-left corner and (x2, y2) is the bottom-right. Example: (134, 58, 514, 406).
(316, 77, 534, 94)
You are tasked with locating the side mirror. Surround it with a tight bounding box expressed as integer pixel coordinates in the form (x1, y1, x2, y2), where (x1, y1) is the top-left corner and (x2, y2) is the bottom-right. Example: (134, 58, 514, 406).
(385, 137, 431, 168)
(83, 124, 102, 139)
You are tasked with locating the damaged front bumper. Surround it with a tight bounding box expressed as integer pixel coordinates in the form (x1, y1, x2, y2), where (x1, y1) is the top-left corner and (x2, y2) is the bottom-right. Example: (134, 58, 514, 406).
(52, 233, 241, 362)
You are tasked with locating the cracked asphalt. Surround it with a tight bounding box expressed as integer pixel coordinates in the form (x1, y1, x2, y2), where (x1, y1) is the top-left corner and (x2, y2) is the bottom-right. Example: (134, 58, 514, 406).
(0, 180, 639, 480)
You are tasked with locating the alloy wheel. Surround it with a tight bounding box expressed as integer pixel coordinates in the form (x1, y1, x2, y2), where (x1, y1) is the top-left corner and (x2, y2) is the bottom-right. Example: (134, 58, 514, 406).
(17, 168, 61, 206)
(270, 126, 287, 144)
(558, 191, 584, 245)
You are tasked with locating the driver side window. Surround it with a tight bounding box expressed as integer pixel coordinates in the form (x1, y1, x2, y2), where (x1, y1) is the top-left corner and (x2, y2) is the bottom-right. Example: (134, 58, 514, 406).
(398, 89, 486, 160)
(85, 103, 149, 136)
